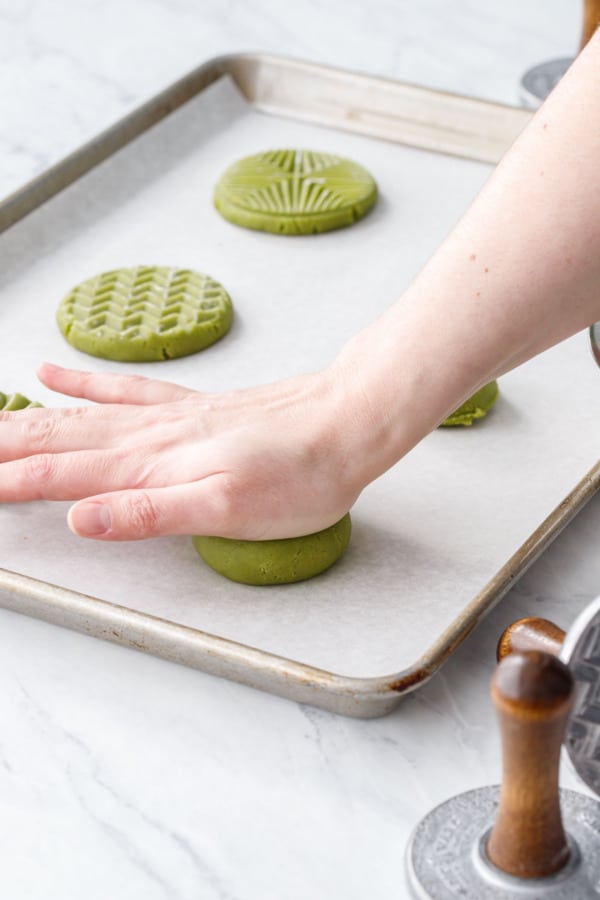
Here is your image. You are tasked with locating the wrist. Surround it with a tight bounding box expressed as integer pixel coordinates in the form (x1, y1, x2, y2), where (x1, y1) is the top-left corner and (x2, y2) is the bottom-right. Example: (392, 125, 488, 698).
(328, 291, 496, 487)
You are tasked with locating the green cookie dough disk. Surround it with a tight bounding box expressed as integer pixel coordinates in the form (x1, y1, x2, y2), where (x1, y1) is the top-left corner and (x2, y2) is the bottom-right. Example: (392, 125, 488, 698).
(57, 266, 233, 362)
(214, 149, 378, 235)
(0, 392, 42, 410)
(440, 381, 499, 427)
(192, 513, 352, 585)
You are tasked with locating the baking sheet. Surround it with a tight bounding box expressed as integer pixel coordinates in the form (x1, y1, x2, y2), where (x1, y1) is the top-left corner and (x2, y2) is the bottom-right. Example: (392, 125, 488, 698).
(1, 72, 599, 691)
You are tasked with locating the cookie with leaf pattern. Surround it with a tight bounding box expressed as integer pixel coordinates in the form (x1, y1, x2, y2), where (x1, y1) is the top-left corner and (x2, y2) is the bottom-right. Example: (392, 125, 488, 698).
(214, 149, 377, 235)
(57, 266, 233, 362)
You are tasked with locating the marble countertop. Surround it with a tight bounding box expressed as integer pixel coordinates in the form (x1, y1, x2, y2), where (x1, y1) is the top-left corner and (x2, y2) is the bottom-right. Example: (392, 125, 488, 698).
(2, 2, 599, 898)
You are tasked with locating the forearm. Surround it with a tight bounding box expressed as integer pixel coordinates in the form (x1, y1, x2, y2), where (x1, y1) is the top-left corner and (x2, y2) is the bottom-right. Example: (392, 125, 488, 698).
(335, 32, 600, 485)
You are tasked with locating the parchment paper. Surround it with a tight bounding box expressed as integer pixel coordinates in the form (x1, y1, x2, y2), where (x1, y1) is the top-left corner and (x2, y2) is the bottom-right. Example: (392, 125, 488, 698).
(1, 77, 598, 678)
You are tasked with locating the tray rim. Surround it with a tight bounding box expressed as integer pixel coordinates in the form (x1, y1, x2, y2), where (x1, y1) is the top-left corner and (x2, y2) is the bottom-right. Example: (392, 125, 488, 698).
(2, 458, 599, 718)
(0, 52, 597, 717)
(0, 51, 533, 233)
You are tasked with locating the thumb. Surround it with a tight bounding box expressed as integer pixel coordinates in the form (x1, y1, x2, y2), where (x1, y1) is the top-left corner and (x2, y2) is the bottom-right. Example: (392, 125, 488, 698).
(67, 478, 240, 541)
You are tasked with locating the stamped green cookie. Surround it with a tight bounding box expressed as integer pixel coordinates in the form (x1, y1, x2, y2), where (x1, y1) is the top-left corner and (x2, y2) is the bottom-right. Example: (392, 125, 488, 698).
(57, 266, 233, 362)
(440, 381, 499, 427)
(214, 149, 378, 235)
(192, 513, 352, 585)
(0, 392, 42, 410)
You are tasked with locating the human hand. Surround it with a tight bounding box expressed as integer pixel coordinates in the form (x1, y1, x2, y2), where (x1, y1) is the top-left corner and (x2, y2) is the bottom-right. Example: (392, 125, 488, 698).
(0, 362, 367, 541)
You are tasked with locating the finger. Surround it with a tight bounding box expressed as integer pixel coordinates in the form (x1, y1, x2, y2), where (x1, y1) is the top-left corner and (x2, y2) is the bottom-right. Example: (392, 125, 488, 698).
(0, 406, 127, 460)
(37, 362, 195, 405)
(67, 475, 251, 541)
(0, 447, 156, 501)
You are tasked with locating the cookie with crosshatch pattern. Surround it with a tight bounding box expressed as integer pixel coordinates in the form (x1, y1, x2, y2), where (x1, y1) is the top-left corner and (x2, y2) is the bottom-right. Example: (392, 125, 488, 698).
(0, 392, 42, 410)
(214, 149, 378, 235)
(57, 266, 233, 362)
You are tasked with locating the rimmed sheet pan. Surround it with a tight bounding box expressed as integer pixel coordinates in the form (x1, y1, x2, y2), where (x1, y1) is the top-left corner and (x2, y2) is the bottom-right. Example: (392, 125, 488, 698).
(1, 54, 598, 717)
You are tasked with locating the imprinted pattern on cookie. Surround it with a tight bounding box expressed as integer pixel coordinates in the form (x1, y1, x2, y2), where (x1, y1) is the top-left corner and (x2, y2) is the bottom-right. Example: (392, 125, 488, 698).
(57, 266, 233, 362)
(0, 392, 42, 410)
(214, 149, 378, 235)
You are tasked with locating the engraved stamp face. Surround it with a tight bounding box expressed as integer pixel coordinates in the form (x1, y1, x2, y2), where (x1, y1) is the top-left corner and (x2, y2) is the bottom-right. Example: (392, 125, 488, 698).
(563, 605, 600, 795)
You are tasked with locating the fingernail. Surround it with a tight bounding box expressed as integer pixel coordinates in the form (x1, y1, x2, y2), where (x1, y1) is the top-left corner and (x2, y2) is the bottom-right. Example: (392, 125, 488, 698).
(69, 502, 112, 536)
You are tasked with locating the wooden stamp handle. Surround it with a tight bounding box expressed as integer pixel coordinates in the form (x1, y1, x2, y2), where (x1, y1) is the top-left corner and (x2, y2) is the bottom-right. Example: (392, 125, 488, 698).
(486, 651, 573, 878)
(497, 616, 565, 661)
(581, 0, 600, 49)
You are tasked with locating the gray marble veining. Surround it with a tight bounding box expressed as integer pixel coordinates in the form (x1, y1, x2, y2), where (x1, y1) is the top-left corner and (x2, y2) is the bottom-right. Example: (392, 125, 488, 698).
(1, 2, 598, 898)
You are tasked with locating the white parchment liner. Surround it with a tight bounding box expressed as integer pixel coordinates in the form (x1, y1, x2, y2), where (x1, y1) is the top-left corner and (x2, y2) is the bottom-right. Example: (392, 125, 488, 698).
(1, 77, 598, 678)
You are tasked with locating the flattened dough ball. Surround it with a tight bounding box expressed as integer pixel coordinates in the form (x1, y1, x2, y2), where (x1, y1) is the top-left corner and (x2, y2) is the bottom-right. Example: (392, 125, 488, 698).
(192, 513, 352, 585)
(0, 392, 42, 410)
(214, 149, 377, 235)
(57, 266, 233, 361)
(440, 381, 499, 427)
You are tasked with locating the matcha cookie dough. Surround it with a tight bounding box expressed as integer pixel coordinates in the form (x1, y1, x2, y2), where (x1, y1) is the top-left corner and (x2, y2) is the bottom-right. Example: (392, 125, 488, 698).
(57, 266, 233, 362)
(440, 381, 499, 427)
(0, 392, 42, 410)
(192, 513, 352, 585)
(214, 149, 377, 235)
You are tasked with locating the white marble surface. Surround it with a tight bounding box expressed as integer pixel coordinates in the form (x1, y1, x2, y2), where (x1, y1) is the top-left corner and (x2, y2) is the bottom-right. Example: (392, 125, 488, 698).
(2, 2, 599, 898)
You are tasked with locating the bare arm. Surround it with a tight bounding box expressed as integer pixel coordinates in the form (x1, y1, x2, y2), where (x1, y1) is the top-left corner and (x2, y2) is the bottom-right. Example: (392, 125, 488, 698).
(334, 30, 600, 486)
(1, 34, 599, 541)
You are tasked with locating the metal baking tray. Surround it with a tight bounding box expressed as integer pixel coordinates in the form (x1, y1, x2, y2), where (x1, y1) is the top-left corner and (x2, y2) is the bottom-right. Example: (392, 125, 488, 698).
(1, 53, 599, 718)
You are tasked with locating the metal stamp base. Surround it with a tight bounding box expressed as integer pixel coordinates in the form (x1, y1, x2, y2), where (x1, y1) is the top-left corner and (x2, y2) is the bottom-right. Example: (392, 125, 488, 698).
(405, 786, 600, 898)
(519, 58, 572, 108)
